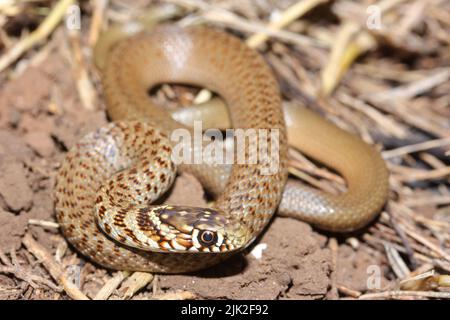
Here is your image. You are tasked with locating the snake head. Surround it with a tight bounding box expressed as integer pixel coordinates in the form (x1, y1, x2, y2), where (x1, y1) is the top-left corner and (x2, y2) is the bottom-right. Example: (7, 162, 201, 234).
(129, 205, 248, 253)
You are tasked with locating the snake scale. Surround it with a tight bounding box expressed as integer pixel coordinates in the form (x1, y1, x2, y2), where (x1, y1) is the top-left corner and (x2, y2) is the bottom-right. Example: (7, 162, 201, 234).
(55, 25, 389, 273)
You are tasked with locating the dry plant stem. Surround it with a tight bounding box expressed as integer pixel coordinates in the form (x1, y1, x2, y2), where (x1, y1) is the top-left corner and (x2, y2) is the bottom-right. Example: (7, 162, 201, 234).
(387, 210, 418, 268)
(94, 271, 130, 300)
(392, 166, 450, 183)
(382, 137, 450, 159)
(438, 275, 450, 287)
(89, 0, 109, 46)
(337, 91, 407, 138)
(403, 195, 450, 208)
(245, 0, 329, 48)
(363, 98, 450, 138)
(152, 275, 159, 295)
(389, 205, 450, 262)
(200, 9, 325, 49)
(394, 0, 426, 39)
(367, 68, 450, 101)
(320, 21, 359, 96)
(28, 219, 60, 229)
(359, 290, 450, 300)
(22, 233, 89, 300)
(67, 27, 97, 110)
(420, 153, 447, 170)
(328, 238, 339, 299)
(337, 285, 361, 298)
(151, 290, 196, 300)
(384, 243, 410, 279)
(118, 271, 154, 299)
(325, 31, 376, 95)
(0, 0, 75, 72)
(363, 234, 432, 265)
(376, 225, 438, 260)
(401, 226, 450, 262)
(377, 0, 411, 12)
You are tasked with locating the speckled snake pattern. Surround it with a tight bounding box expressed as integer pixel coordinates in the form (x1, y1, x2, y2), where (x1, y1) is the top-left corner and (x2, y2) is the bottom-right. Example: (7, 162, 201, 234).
(55, 25, 389, 273)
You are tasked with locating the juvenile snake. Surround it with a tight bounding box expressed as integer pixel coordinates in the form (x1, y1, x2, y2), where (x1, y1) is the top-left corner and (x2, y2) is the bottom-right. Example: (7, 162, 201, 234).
(55, 24, 389, 273)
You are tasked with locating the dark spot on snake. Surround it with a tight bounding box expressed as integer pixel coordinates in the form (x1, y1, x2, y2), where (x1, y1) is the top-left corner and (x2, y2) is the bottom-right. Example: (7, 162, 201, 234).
(134, 123, 142, 131)
(139, 207, 151, 215)
(104, 223, 111, 234)
(98, 206, 106, 218)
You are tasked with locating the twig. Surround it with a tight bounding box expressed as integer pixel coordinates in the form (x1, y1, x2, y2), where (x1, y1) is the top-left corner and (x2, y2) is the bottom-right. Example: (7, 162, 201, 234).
(337, 91, 407, 138)
(246, 0, 329, 48)
(28, 219, 60, 229)
(94, 271, 131, 300)
(22, 233, 89, 300)
(383, 243, 410, 279)
(0, 0, 75, 72)
(320, 21, 360, 96)
(402, 226, 450, 263)
(151, 290, 196, 300)
(336, 285, 362, 298)
(328, 238, 339, 299)
(88, 0, 109, 46)
(117, 271, 154, 300)
(402, 195, 450, 208)
(392, 166, 450, 183)
(200, 9, 326, 49)
(366, 68, 450, 102)
(67, 24, 97, 110)
(387, 207, 418, 268)
(382, 137, 450, 159)
(358, 290, 450, 300)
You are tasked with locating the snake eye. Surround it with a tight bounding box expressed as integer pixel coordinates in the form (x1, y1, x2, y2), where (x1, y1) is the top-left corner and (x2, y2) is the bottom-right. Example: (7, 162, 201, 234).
(198, 230, 217, 247)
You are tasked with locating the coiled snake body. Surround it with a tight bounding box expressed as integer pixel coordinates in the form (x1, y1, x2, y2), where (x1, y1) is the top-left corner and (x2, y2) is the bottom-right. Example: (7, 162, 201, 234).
(55, 26, 389, 273)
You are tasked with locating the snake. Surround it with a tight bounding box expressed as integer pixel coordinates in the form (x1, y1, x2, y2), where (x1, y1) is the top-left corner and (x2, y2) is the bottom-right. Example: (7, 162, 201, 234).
(54, 22, 389, 273)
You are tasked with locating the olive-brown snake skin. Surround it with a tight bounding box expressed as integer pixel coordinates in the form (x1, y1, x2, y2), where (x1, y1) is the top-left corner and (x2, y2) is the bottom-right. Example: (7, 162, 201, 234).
(55, 24, 389, 273)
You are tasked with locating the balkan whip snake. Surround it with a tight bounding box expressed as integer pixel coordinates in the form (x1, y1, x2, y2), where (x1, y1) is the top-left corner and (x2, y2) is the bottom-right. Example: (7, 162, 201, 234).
(54, 25, 388, 273)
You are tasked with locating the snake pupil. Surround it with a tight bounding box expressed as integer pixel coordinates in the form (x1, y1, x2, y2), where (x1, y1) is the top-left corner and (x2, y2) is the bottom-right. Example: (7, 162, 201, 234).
(198, 230, 217, 246)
